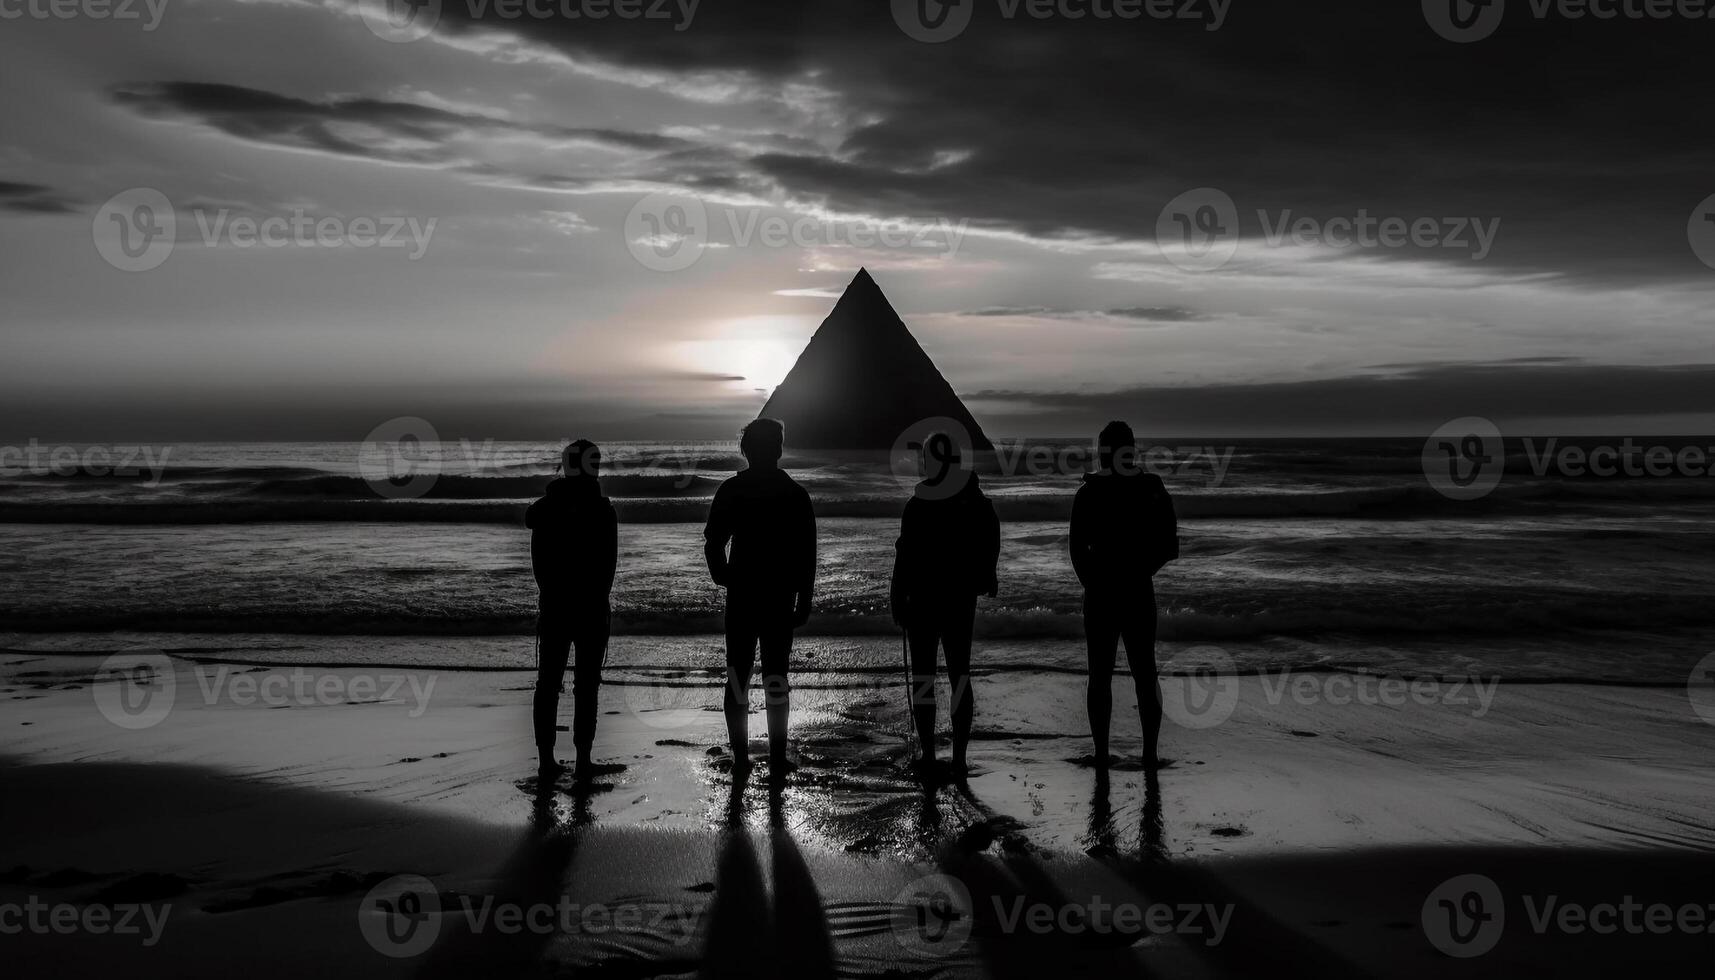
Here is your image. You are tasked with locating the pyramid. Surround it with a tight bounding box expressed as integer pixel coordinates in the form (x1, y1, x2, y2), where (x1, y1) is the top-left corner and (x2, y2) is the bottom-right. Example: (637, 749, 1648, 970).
(759, 268, 993, 450)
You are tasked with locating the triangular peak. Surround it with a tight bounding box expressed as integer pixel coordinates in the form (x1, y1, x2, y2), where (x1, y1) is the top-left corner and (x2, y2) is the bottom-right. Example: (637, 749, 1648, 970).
(758, 269, 993, 450)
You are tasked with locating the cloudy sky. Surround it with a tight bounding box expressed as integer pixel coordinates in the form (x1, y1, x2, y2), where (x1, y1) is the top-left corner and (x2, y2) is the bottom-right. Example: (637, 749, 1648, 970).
(4, 0, 1714, 440)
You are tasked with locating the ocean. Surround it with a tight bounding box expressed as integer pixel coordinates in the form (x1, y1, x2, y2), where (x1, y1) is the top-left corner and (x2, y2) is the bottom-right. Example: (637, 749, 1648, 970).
(4, 437, 1713, 684)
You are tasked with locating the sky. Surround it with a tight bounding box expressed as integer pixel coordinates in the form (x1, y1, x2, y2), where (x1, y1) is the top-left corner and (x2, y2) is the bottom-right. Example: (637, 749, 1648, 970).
(3, 0, 1714, 441)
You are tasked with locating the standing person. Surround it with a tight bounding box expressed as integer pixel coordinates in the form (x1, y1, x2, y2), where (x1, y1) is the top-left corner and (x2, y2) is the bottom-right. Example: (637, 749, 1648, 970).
(526, 440, 618, 780)
(704, 419, 816, 781)
(1070, 421, 1179, 770)
(891, 432, 1000, 778)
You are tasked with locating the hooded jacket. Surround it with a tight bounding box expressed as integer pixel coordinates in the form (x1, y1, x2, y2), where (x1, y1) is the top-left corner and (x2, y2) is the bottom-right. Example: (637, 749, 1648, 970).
(891, 471, 1001, 614)
(525, 476, 618, 606)
(1069, 470, 1178, 593)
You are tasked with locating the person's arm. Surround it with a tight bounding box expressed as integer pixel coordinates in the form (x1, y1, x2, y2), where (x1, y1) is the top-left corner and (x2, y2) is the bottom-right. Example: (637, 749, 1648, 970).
(1069, 487, 1093, 589)
(1147, 479, 1179, 577)
(599, 501, 619, 598)
(703, 485, 731, 586)
(793, 488, 816, 627)
(891, 500, 914, 626)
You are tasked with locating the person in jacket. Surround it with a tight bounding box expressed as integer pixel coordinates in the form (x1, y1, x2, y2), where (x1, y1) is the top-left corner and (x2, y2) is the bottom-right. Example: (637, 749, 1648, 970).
(526, 439, 618, 779)
(704, 418, 816, 781)
(1070, 421, 1179, 770)
(891, 431, 1000, 777)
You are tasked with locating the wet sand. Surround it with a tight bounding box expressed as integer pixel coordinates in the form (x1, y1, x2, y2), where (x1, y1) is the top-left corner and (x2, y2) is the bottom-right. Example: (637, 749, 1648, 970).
(4, 647, 1714, 976)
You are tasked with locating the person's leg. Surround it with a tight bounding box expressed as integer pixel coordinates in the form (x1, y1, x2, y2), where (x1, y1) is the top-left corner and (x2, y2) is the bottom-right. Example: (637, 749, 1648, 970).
(724, 595, 759, 771)
(534, 614, 572, 772)
(943, 595, 977, 772)
(906, 615, 940, 764)
(569, 603, 609, 775)
(1118, 590, 1162, 767)
(759, 596, 794, 776)
(1084, 591, 1121, 767)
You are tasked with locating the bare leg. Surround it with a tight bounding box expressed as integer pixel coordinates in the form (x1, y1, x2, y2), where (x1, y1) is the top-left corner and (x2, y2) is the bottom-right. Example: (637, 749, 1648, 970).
(761, 610, 795, 778)
(724, 600, 758, 773)
(1084, 593, 1120, 767)
(944, 596, 976, 772)
(907, 622, 939, 764)
(1120, 597, 1162, 767)
(534, 620, 571, 774)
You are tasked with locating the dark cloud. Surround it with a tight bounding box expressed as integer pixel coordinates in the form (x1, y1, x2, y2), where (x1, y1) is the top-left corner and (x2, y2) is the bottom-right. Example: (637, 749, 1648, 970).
(0, 179, 77, 213)
(110, 82, 691, 167)
(1105, 307, 1203, 323)
(436, 0, 1715, 283)
(958, 305, 1202, 322)
(970, 362, 1715, 434)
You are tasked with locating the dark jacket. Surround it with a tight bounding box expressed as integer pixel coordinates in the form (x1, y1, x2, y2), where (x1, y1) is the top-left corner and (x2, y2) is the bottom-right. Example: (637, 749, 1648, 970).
(1069, 471, 1178, 593)
(703, 466, 816, 596)
(891, 471, 1001, 617)
(526, 477, 618, 607)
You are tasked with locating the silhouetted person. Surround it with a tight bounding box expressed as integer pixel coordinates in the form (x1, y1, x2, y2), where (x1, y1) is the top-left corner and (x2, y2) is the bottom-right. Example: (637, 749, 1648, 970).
(1070, 421, 1178, 770)
(526, 440, 617, 780)
(891, 432, 999, 776)
(704, 419, 816, 780)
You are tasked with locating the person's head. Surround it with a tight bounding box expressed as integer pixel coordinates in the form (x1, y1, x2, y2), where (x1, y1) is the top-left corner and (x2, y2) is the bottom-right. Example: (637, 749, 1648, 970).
(740, 418, 785, 467)
(1096, 420, 1136, 473)
(561, 439, 601, 479)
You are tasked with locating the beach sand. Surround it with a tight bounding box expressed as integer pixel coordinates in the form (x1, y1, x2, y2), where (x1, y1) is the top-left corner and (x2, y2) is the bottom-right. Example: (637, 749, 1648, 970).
(4, 644, 1714, 977)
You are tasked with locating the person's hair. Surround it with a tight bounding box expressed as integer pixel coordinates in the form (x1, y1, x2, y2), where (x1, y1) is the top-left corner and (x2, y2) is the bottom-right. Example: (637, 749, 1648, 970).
(1096, 420, 1135, 471)
(561, 439, 601, 479)
(920, 430, 960, 468)
(740, 418, 785, 464)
